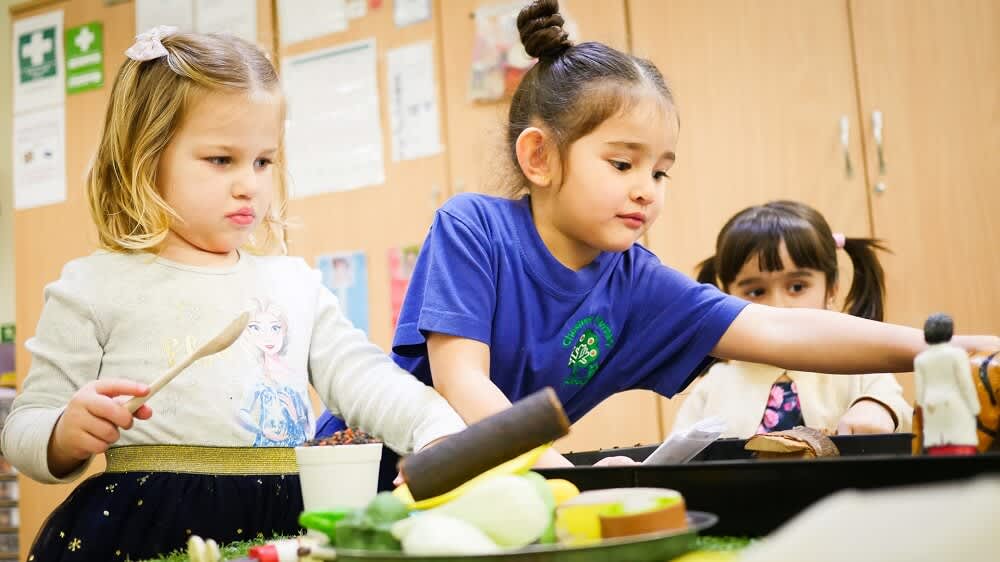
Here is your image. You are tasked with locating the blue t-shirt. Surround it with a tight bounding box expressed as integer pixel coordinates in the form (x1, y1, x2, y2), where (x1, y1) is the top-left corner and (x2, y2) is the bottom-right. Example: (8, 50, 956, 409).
(391, 194, 748, 423)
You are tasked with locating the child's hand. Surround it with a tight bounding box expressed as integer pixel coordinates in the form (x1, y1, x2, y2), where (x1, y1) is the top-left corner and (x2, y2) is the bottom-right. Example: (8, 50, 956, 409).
(394, 434, 451, 486)
(593, 455, 637, 467)
(47, 380, 152, 477)
(836, 399, 895, 435)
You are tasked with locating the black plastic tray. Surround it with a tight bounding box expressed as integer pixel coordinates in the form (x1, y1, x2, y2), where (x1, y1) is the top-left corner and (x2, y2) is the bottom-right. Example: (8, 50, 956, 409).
(563, 433, 914, 465)
(539, 452, 1000, 536)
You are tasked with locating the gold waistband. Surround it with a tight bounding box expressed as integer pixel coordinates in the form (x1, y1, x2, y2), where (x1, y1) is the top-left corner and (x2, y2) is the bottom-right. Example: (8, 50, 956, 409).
(105, 445, 299, 475)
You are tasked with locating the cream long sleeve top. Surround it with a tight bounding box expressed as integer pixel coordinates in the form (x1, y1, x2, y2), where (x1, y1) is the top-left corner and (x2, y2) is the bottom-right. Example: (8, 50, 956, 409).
(1, 251, 465, 483)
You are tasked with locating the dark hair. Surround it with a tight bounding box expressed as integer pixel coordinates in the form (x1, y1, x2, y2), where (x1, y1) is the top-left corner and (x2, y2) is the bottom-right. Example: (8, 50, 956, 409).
(696, 201, 890, 321)
(504, 0, 676, 195)
(924, 313, 954, 344)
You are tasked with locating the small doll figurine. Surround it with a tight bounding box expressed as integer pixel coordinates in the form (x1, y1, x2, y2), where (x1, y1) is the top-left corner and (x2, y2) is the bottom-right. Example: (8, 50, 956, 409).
(914, 313, 981, 455)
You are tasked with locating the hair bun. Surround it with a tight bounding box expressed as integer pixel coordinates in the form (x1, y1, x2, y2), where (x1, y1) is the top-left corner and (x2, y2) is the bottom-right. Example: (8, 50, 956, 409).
(517, 0, 572, 61)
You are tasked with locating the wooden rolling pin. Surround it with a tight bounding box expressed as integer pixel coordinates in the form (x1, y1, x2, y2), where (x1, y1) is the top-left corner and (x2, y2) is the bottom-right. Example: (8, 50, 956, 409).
(398, 387, 571, 501)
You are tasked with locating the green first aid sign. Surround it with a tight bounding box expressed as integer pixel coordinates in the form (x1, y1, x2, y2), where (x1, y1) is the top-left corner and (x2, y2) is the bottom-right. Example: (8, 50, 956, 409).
(18, 25, 57, 84)
(65, 22, 103, 94)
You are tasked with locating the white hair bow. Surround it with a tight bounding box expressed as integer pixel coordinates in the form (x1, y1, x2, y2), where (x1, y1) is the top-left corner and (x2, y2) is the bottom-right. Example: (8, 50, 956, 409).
(125, 25, 178, 62)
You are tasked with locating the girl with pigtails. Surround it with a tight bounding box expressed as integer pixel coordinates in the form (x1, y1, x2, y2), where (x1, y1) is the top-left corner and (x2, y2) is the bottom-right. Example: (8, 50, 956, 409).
(675, 201, 912, 437)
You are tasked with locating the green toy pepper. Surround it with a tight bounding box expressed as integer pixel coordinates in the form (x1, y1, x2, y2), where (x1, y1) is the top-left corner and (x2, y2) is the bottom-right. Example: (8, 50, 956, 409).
(333, 492, 412, 552)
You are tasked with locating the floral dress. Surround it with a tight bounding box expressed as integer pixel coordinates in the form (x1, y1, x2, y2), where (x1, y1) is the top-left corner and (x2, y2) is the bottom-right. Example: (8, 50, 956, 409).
(756, 380, 805, 434)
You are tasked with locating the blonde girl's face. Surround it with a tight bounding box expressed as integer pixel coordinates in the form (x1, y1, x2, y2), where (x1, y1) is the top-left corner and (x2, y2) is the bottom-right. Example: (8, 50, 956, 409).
(729, 241, 832, 310)
(156, 90, 282, 265)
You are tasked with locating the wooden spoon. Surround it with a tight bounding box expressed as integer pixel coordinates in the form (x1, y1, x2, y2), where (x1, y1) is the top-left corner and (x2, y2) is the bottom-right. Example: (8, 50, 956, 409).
(124, 311, 250, 413)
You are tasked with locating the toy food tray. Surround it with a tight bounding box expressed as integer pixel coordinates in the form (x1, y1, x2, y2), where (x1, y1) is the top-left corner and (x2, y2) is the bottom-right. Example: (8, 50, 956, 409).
(541, 452, 1000, 536)
(564, 433, 914, 465)
(310, 511, 716, 562)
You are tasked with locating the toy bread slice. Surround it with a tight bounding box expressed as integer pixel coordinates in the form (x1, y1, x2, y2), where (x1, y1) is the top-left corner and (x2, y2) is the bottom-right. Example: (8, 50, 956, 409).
(745, 426, 840, 459)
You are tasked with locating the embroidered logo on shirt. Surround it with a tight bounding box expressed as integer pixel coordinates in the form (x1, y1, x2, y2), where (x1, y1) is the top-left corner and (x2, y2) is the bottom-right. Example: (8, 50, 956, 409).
(562, 315, 615, 386)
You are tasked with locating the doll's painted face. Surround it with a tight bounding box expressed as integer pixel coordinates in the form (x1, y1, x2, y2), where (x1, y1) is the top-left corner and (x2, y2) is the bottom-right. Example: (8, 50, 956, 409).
(247, 311, 286, 355)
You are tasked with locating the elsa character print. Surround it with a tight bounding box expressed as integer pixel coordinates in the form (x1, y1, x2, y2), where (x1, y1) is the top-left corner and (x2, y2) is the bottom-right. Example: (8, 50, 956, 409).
(238, 299, 311, 446)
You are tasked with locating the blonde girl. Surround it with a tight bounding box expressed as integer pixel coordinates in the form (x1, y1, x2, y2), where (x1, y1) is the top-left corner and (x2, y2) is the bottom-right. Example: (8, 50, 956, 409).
(2, 27, 463, 560)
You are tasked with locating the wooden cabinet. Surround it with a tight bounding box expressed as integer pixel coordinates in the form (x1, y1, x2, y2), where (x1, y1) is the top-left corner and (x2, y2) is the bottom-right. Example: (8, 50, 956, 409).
(850, 0, 1000, 335)
(630, 0, 998, 434)
(630, 0, 872, 280)
(629, 0, 875, 434)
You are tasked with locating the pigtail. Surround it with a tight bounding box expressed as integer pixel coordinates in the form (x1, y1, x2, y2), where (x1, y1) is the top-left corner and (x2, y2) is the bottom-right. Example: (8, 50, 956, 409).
(841, 238, 891, 321)
(696, 255, 721, 287)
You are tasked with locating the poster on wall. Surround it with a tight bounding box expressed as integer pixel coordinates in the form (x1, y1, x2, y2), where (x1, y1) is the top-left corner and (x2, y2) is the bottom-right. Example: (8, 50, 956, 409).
(283, 39, 385, 197)
(13, 10, 65, 113)
(468, 2, 578, 102)
(387, 245, 420, 329)
(317, 251, 370, 335)
(65, 22, 103, 94)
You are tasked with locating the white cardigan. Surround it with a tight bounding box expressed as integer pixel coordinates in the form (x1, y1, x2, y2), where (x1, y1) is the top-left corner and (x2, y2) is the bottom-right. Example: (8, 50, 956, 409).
(674, 361, 913, 438)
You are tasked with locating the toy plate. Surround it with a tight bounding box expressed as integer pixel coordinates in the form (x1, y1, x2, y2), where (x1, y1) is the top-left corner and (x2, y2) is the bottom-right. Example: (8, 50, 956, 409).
(316, 510, 717, 562)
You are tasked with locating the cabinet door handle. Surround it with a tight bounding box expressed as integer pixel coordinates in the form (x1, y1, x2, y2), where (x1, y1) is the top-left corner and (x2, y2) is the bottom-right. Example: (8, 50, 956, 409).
(872, 110, 887, 175)
(840, 115, 853, 178)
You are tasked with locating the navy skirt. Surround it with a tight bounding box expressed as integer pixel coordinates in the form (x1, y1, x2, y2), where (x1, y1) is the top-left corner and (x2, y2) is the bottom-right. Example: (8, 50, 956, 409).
(28, 447, 304, 561)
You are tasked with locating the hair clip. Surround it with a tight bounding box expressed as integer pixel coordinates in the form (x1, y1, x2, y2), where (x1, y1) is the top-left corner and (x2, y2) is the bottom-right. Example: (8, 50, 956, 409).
(125, 25, 178, 62)
(832, 232, 846, 249)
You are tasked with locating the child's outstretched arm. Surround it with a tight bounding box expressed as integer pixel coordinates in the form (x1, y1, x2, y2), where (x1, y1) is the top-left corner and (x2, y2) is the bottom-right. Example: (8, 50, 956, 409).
(308, 279, 465, 454)
(0, 264, 150, 482)
(712, 304, 1000, 373)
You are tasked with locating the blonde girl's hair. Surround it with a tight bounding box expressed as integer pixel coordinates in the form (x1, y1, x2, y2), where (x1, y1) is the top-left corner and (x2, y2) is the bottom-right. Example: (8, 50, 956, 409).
(87, 32, 286, 255)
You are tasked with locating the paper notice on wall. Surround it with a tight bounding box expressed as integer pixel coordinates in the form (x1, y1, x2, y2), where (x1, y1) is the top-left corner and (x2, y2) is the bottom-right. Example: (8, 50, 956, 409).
(195, 0, 258, 42)
(13, 106, 66, 209)
(283, 39, 385, 197)
(394, 0, 431, 27)
(13, 10, 65, 113)
(345, 0, 367, 19)
(136, 0, 194, 33)
(386, 41, 442, 161)
(278, 0, 347, 46)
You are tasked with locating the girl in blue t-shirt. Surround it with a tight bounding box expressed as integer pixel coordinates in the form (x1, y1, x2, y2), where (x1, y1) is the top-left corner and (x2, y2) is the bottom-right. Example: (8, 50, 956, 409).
(323, 0, 997, 467)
